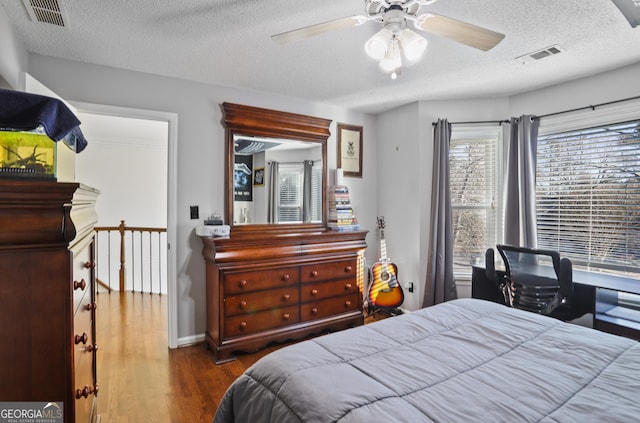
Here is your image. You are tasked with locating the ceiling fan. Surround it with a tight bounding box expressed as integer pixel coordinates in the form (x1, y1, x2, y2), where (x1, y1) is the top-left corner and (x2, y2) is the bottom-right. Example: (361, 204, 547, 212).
(272, 0, 505, 78)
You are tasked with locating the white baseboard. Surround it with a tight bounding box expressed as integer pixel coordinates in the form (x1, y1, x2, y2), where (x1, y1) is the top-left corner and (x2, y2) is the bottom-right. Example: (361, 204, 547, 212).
(176, 333, 206, 348)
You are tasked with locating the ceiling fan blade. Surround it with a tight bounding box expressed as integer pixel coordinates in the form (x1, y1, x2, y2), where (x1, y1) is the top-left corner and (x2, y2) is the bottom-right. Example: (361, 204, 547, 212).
(611, 0, 640, 28)
(416, 13, 505, 51)
(272, 16, 365, 44)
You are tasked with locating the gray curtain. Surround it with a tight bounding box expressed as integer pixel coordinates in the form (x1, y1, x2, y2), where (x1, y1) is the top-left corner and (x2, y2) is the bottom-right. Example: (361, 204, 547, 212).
(267, 161, 279, 223)
(302, 160, 313, 223)
(423, 119, 457, 307)
(503, 115, 539, 248)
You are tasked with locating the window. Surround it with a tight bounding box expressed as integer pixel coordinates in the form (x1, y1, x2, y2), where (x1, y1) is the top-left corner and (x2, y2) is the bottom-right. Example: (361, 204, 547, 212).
(536, 120, 640, 275)
(278, 165, 302, 222)
(450, 127, 501, 275)
(277, 162, 322, 223)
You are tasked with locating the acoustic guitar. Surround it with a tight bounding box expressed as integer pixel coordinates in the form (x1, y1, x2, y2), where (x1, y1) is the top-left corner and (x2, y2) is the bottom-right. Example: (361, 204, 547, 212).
(368, 216, 404, 309)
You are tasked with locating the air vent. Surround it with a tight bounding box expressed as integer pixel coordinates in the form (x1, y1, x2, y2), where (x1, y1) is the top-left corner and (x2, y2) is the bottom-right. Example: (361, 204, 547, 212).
(515, 45, 564, 63)
(22, 0, 67, 27)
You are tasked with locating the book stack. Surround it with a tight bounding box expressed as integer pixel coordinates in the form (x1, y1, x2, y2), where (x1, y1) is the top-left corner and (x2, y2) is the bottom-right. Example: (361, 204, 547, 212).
(328, 185, 360, 232)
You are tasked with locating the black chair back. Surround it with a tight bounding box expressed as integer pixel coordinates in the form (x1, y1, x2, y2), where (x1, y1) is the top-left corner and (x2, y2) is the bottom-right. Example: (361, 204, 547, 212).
(496, 244, 573, 318)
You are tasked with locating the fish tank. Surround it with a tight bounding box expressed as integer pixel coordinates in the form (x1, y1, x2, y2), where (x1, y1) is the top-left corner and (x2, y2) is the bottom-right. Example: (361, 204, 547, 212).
(0, 130, 57, 179)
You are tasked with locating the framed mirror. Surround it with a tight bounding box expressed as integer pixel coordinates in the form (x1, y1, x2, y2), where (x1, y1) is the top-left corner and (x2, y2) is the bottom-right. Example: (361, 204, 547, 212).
(222, 103, 331, 229)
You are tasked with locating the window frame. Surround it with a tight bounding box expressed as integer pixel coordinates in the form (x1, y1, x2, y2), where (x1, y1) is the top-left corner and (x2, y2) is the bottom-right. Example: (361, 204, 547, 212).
(450, 125, 503, 278)
(536, 99, 640, 277)
(276, 161, 323, 223)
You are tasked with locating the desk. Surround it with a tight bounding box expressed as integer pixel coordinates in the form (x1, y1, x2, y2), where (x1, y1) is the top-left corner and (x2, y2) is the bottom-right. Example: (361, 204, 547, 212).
(471, 265, 640, 340)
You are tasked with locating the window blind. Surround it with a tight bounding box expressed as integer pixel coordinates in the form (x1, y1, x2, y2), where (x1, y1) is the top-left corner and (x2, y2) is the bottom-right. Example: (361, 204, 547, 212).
(536, 120, 640, 274)
(450, 138, 497, 271)
(311, 164, 322, 222)
(278, 170, 302, 222)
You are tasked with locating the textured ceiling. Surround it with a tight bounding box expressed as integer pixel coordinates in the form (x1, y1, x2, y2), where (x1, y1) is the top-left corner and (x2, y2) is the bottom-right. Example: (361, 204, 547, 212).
(2, 0, 640, 114)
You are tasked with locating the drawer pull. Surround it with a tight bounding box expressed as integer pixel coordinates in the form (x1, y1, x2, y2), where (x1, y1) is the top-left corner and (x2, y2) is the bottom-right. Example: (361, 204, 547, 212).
(239, 280, 247, 288)
(282, 293, 291, 301)
(282, 313, 290, 320)
(344, 265, 352, 272)
(75, 333, 88, 345)
(83, 261, 96, 269)
(74, 279, 86, 291)
(85, 344, 99, 353)
(282, 274, 290, 282)
(311, 307, 318, 315)
(345, 300, 352, 307)
(239, 321, 247, 330)
(345, 283, 352, 290)
(239, 301, 247, 309)
(75, 385, 98, 399)
(311, 289, 318, 296)
(75, 386, 92, 399)
(310, 270, 318, 277)
(85, 302, 97, 311)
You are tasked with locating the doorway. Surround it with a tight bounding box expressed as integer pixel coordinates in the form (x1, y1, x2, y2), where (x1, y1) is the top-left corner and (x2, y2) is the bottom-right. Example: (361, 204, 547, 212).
(74, 102, 179, 348)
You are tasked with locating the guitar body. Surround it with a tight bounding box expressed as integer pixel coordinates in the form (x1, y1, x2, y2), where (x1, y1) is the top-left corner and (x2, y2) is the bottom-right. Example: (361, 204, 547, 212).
(368, 260, 404, 309)
(367, 216, 404, 310)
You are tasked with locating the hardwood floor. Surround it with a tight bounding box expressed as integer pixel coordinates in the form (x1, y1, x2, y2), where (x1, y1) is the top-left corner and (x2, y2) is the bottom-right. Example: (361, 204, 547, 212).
(96, 292, 260, 422)
(95, 291, 388, 422)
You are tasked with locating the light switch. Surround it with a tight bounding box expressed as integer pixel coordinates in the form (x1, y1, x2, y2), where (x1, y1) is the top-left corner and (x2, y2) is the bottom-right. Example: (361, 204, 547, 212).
(190, 205, 199, 219)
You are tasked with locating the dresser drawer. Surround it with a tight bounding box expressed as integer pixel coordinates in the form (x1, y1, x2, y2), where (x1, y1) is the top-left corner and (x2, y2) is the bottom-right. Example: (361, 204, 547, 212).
(225, 305, 299, 337)
(72, 245, 94, 315)
(74, 349, 97, 423)
(73, 302, 95, 371)
(300, 259, 356, 283)
(301, 294, 360, 321)
(225, 287, 299, 317)
(301, 278, 358, 303)
(224, 267, 299, 295)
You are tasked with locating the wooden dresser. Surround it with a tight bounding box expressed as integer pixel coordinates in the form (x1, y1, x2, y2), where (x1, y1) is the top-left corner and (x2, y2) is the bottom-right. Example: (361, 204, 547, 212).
(200, 228, 367, 363)
(0, 180, 99, 423)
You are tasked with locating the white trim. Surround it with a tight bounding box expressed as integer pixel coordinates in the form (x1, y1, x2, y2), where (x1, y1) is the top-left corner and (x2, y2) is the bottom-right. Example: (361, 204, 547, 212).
(450, 123, 501, 141)
(72, 101, 180, 349)
(450, 124, 503, 278)
(177, 333, 206, 348)
(539, 97, 640, 136)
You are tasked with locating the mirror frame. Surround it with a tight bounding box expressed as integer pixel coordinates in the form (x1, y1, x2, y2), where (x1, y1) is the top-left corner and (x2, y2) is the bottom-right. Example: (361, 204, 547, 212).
(222, 102, 331, 231)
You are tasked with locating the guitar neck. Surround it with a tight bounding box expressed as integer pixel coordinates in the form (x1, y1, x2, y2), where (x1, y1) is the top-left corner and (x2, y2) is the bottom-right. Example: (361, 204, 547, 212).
(379, 238, 388, 263)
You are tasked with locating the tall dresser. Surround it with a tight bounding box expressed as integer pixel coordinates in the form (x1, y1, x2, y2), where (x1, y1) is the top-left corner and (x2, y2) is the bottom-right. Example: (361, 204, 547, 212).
(200, 228, 367, 363)
(0, 180, 99, 423)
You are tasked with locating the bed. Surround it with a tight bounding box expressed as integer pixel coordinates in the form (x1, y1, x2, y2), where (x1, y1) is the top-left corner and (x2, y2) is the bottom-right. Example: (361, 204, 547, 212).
(213, 298, 640, 422)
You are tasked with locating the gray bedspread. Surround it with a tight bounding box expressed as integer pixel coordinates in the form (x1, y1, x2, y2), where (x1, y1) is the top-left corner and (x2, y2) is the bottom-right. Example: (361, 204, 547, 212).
(214, 298, 640, 422)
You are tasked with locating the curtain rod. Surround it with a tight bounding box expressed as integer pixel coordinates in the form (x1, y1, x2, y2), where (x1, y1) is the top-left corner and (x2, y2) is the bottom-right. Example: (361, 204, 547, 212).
(431, 95, 640, 126)
(537, 95, 640, 119)
(431, 119, 510, 126)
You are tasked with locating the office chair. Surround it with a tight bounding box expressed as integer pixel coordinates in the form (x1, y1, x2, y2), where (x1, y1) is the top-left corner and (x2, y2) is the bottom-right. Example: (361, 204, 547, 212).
(495, 244, 575, 320)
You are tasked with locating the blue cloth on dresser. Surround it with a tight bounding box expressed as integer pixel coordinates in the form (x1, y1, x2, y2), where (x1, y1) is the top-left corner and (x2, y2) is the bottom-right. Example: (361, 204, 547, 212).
(0, 88, 88, 152)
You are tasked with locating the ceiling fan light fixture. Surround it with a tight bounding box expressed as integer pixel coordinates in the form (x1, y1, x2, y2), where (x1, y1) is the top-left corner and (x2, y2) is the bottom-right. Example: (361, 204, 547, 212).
(399, 29, 428, 61)
(379, 37, 402, 73)
(364, 28, 392, 60)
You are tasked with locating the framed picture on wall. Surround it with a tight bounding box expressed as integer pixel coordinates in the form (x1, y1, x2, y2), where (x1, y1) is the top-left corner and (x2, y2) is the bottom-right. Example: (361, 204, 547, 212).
(253, 167, 264, 186)
(337, 123, 363, 178)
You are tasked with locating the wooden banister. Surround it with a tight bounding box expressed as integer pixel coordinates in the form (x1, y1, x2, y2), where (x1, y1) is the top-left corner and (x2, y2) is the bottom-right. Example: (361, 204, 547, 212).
(95, 220, 167, 294)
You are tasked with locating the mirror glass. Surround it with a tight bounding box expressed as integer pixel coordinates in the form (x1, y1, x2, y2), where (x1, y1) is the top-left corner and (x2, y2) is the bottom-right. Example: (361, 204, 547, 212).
(222, 102, 331, 229)
(232, 134, 323, 225)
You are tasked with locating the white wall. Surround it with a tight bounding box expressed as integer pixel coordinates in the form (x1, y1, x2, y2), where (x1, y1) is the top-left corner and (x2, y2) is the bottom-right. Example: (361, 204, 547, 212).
(75, 113, 168, 228)
(0, 7, 27, 90)
(26, 54, 378, 343)
(375, 103, 421, 310)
